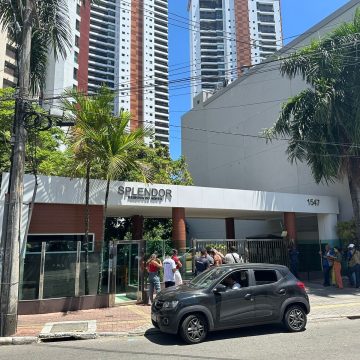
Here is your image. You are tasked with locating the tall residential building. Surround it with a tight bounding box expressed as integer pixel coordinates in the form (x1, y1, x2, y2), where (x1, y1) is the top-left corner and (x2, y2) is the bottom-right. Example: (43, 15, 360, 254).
(188, 0, 283, 100)
(45, 0, 169, 146)
(0, 28, 17, 88)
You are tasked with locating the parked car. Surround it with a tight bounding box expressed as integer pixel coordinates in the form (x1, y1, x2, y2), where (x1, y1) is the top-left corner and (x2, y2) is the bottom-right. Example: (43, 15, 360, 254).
(151, 263, 310, 344)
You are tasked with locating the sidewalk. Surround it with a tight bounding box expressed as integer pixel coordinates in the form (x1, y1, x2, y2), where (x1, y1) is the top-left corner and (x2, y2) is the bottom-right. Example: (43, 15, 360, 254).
(12, 283, 360, 339)
(305, 281, 360, 320)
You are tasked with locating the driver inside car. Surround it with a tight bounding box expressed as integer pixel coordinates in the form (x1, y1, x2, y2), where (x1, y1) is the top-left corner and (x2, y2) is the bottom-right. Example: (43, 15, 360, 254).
(222, 275, 241, 290)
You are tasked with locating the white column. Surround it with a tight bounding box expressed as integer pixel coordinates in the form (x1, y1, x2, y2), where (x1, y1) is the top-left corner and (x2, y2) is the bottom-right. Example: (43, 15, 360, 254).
(317, 213, 339, 247)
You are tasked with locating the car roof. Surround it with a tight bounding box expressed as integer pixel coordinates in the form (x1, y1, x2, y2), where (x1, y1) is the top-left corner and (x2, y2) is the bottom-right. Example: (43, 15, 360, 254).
(221, 263, 289, 271)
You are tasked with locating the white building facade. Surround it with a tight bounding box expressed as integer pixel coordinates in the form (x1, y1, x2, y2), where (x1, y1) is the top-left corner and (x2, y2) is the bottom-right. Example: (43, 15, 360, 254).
(188, 0, 283, 100)
(182, 1, 360, 244)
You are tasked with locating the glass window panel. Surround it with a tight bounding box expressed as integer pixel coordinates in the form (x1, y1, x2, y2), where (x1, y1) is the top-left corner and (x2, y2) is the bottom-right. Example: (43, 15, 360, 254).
(43, 252, 77, 298)
(79, 252, 102, 296)
(27, 234, 94, 252)
(20, 253, 41, 300)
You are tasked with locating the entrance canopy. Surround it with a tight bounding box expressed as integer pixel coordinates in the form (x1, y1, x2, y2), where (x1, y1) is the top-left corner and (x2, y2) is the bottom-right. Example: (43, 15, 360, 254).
(0, 173, 339, 221)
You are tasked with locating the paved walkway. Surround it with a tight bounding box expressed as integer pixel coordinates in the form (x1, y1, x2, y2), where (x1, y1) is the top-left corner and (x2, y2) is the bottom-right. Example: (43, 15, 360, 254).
(306, 282, 360, 320)
(14, 283, 360, 338)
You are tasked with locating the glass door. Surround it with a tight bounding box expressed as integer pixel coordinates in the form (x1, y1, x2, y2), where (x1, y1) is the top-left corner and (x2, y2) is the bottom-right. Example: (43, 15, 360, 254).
(115, 242, 140, 302)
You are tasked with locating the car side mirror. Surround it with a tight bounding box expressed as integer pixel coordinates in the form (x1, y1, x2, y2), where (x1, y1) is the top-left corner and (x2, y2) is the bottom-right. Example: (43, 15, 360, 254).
(213, 284, 227, 293)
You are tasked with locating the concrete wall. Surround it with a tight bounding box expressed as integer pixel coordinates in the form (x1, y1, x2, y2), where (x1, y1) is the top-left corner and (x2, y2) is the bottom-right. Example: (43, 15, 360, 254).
(182, 1, 360, 239)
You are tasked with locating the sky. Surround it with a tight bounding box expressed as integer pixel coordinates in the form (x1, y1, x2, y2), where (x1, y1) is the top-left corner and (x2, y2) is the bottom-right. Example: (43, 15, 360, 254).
(167, 0, 350, 159)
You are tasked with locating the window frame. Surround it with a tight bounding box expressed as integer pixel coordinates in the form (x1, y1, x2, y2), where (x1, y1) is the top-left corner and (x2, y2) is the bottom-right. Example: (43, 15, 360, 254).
(252, 269, 280, 286)
(26, 233, 95, 254)
(219, 269, 251, 289)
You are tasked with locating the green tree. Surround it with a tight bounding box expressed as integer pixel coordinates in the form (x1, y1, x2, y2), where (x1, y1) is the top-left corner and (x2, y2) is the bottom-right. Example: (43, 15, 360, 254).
(62, 87, 152, 293)
(337, 219, 357, 247)
(0, 0, 74, 93)
(264, 10, 360, 245)
(127, 143, 193, 185)
(0, 0, 94, 335)
(0, 88, 14, 174)
(0, 88, 71, 176)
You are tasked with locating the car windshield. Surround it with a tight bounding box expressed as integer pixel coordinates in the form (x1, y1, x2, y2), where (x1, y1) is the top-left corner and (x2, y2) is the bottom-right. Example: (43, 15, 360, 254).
(189, 267, 229, 289)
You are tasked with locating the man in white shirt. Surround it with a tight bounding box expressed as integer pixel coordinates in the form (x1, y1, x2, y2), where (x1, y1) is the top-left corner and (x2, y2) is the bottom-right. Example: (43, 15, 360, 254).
(163, 254, 177, 288)
(223, 275, 241, 290)
(224, 246, 243, 264)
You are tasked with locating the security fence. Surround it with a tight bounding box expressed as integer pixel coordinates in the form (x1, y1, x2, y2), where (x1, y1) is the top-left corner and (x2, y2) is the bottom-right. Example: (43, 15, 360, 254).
(21, 237, 346, 303)
(192, 238, 290, 267)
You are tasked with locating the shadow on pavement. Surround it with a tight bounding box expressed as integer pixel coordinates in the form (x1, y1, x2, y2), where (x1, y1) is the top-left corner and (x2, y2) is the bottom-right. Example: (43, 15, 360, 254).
(144, 324, 288, 346)
(305, 282, 360, 298)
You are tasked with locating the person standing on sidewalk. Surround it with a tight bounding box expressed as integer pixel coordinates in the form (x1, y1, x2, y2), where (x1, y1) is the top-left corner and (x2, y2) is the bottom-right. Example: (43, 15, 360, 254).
(288, 243, 300, 279)
(347, 244, 360, 288)
(210, 248, 224, 266)
(171, 249, 183, 286)
(205, 247, 215, 267)
(146, 254, 162, 305)
(195, 248, 210, 275)
(332, 247, 343, 289)
(224, 246, 243, 264)
(319, 244, 333, 287)
(163, 253, 177, 288)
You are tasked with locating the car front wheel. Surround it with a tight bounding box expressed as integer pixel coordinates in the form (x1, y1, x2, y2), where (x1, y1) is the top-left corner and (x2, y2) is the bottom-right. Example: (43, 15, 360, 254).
(283, 305, 307, 332)
(179, 314, 208, 344)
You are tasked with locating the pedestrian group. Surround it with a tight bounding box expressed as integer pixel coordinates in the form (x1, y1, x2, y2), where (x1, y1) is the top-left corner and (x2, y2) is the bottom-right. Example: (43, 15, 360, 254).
(320, 243, 360, 289)
(146, 245, 243, 304)
(146, 242, 360, 305)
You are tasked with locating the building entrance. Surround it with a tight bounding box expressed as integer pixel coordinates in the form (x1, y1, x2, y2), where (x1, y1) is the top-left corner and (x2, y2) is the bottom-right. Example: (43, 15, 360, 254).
(112, 240, 143, 304)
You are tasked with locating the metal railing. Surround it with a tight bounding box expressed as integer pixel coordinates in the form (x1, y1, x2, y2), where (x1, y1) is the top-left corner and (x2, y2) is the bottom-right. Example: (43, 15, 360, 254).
(191, 238, 289, 267)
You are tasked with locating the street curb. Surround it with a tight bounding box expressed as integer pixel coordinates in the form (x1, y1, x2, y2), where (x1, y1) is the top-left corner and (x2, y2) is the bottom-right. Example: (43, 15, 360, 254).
(0, 328, 161, 346)
(0, 337, 38, 346)
(97, 328, 161, 338)
(97, 332, 129, 337)
(4, 313, 360, 345)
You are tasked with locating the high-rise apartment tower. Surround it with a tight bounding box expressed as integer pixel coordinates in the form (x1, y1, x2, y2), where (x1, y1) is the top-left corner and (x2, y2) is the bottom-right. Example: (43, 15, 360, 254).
(45, 0, 169, 145)
(188, 0, 282, 100)
(0, 29, 17, 88)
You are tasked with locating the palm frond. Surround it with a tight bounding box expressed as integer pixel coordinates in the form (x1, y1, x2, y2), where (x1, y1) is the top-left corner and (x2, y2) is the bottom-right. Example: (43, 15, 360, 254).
(37, 0, 71, 60)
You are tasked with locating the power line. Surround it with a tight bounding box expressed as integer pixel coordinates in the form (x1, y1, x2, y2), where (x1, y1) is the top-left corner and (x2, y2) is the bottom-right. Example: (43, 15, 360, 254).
(46, 99, 360, 150)
(34, 39, 360, 105)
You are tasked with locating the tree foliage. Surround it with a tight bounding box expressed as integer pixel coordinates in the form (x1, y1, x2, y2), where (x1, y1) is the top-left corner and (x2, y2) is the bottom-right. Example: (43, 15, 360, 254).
(126, 143, 193, 185)
(0, 88, 71, 176)
(264, 9, 360, 242)
(0, 0, 73, 94)
(336, 219, 357, 246)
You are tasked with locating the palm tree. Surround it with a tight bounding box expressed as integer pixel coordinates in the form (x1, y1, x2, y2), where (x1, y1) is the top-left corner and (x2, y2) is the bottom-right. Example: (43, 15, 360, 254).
(62, 87, 153, 294)
(0, 0, 75, 94)
(93, 109, 153, 293)
(264, 10, 360, 245)
(0, 0, 92, 335)
(62, 87, 115, 294)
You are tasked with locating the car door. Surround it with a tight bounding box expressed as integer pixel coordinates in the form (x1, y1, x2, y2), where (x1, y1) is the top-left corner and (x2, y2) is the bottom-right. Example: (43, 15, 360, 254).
(251, 269, 286, 321)
(214, 270, 256, 328)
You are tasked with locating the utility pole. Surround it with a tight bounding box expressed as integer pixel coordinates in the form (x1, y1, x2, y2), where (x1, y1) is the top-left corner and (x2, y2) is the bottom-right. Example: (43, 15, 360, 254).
(0, 0, 33, 336)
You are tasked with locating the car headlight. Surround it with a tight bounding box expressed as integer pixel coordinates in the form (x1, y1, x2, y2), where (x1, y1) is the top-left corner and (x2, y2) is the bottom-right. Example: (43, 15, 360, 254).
(163, 300, 179, 309)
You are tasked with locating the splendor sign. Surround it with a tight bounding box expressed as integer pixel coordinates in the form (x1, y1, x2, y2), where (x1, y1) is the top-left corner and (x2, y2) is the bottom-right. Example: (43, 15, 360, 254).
(118, 186, 172, 201)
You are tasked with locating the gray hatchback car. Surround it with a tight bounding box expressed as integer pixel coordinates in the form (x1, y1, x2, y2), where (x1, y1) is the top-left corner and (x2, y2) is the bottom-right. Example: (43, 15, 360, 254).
(151, 264, 310, 344)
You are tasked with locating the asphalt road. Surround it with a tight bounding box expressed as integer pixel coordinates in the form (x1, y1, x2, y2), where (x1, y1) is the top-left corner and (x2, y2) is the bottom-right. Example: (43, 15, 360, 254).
(1, 318, 358, 360)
